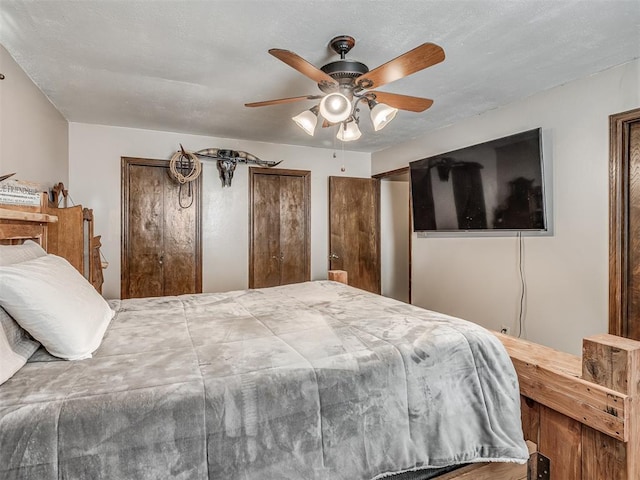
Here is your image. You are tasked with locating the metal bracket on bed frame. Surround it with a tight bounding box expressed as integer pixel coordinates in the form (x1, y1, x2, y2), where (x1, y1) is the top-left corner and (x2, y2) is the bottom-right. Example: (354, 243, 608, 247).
(528, 452, 550, 480)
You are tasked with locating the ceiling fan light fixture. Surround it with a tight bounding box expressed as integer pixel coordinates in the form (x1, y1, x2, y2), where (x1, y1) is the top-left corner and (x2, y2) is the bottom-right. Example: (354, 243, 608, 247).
(370, 101, 398, 131)
(336, 120, 362, 142)
(319, 93, 352, 124)
(249, 36, 445, 143)
(292, 105, 319, 136)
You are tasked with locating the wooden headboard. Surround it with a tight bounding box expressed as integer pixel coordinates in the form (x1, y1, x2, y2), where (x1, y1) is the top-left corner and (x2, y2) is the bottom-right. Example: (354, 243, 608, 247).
(0, 191, 104, 293)
(0, 205, 58, 247)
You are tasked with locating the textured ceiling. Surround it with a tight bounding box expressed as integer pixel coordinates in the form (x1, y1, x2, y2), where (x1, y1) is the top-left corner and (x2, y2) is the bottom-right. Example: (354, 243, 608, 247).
(1, 1, 639, 153)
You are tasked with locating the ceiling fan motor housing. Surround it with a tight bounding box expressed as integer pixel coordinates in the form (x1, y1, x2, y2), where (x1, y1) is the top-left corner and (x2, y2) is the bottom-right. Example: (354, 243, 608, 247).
(319, 59, 369, 92)
(318, 35, 370, 94)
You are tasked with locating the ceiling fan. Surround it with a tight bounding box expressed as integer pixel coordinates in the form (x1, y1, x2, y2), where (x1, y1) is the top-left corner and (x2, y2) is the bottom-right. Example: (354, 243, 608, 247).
(245, 35, 445, 141)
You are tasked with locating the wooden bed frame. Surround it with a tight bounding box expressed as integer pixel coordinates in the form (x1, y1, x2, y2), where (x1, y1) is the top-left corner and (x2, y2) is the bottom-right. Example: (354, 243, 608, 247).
(1, 208, 638, 480)
(0, 190, 104, 292)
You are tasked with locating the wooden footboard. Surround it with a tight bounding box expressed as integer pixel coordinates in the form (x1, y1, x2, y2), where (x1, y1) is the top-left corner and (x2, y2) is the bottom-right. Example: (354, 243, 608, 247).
(497, 332, 640, 480)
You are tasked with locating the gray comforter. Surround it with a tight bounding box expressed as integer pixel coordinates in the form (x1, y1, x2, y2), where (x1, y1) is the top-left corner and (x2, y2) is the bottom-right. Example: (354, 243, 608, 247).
(0, 281, 528, 479)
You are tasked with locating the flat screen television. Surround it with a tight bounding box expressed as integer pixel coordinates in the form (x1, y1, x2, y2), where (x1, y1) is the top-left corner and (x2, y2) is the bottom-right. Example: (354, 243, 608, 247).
(409, 128, 547, 232)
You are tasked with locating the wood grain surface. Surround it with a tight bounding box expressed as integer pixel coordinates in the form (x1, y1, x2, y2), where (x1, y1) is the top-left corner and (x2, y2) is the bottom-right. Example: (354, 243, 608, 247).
(329, 176, 380, 294)
(121, 157, 201, 299)
(249, 168, 310, 289)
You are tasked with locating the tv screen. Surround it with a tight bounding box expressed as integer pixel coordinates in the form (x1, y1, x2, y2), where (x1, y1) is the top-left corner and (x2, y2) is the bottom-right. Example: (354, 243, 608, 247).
(409, 128, 547, 232)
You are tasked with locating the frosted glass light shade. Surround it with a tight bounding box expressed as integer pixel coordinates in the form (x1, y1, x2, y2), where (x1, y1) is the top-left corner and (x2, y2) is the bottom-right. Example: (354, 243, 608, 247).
(319, 93, 352, 123)
(292, 109, 318, 136)
(370, 102, 398, 131)
(336, 121, 362, 142)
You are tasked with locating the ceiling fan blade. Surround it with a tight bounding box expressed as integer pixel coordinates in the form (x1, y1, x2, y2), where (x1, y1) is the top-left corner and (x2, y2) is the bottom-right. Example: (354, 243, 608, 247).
(245, 95, 321, 108)
(355, 43, 445, 90)
(369, 92, 434, 112)
(269, 49, 338, 87)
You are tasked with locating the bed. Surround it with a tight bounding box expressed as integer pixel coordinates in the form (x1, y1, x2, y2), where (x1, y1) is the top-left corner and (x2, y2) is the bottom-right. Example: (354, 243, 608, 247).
(1, 205, 639, 480)
(0, 206, 533, 479)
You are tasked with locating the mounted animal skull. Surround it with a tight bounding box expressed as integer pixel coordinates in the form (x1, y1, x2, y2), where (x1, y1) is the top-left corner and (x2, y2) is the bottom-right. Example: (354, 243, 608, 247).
(193, 148, 282, 187)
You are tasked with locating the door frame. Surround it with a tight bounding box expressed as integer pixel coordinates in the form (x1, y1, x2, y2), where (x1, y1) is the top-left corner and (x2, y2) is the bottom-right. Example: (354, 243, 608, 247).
(248, 167, 311, 288)
(121, 156, 202, 298)
(609, 107, 640, 337)
(373, 166, 412, 303)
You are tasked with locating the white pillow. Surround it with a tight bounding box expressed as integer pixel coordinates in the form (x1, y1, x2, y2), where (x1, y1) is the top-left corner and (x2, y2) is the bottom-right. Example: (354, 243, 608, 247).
(0, 239, 47, 266)
(0, 306, 40, 384)
(0, 254, 114, 360)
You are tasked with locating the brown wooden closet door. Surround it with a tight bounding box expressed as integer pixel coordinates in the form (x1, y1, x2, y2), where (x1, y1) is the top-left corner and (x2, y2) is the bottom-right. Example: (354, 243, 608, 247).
(279, 175, 307, 285)
(163, 174, 200, 296)
(122, 157, 202, 299)
(252, 174, 282, 288)
(126, 164, 164, 297)
(329, 176, 381, 294)
(250, 168, 310, 289)
(610, 108, 640, 340)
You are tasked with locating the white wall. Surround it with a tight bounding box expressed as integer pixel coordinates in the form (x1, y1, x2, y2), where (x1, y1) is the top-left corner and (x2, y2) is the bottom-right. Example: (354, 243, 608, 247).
(0, 45, 68, 185)
(372, 60, 640, 355)
(68, 123, 370, 299)
(380, 179, 410, 303)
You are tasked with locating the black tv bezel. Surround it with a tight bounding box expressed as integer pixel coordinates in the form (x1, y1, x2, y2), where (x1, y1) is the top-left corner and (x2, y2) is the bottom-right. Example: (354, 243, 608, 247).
(409, 128, 548, 233)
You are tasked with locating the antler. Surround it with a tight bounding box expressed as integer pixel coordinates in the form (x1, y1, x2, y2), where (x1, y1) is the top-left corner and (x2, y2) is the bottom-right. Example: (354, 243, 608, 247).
(193, 148, 282, 167)
(179, 146, 283, 187)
